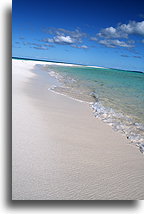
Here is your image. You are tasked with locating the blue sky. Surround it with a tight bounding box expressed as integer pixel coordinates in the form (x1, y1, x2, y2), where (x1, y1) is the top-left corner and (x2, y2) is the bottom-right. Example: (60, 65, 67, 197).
(12, 0, 144, 71)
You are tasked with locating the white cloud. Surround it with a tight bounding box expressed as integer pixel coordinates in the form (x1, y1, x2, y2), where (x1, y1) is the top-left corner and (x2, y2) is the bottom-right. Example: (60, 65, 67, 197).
(119, 21, 144, 36)
(53, 35, 75, 44)
(98, 21, 144, 39)
(33, 46, 48, 50)
(43, 35, 75, 45)
(56, 28, 86, 41)
(90, 37, 98, 41)
(141, 39, 144, 43)
(98, 26, 126, 38)
(80, 45, 88, 49)
(71, 44, 88, 49)
(43, 38, 54, 43)
(98, 39, 134, 48)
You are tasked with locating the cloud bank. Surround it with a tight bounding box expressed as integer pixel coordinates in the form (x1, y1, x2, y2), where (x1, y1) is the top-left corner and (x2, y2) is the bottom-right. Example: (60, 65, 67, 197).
(16, 20, 144, 51)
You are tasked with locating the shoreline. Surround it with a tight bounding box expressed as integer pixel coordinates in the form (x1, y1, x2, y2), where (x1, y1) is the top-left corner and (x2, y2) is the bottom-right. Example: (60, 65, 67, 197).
(12, 59, 144, 200)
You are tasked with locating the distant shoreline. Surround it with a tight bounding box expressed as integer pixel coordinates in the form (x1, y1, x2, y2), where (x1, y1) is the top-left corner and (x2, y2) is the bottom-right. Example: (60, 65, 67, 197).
(12, 56, 106, 69)
(12, 56, 144, 74)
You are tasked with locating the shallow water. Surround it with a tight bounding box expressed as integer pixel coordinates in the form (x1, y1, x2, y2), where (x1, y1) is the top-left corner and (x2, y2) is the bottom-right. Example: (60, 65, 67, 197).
(41, 64, 144, 152)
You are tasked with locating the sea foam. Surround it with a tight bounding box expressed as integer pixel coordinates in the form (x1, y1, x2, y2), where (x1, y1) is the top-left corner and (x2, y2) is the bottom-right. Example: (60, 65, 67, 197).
(91, 98, 144, 153)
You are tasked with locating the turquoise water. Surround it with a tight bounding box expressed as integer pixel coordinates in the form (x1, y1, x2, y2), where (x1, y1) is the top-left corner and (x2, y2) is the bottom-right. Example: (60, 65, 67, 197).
(42, 63, 144, 152)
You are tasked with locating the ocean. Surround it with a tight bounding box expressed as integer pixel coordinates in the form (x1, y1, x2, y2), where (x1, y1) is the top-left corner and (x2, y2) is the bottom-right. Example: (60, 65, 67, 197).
(41, 63, 144, 152)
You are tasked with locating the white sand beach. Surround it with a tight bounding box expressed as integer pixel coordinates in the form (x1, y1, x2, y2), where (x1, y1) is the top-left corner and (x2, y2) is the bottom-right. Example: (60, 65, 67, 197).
(12, 59, 144, 200)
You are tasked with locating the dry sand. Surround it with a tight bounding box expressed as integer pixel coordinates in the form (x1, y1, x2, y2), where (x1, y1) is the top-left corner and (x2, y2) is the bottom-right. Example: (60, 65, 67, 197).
(12, 59, 144, 200)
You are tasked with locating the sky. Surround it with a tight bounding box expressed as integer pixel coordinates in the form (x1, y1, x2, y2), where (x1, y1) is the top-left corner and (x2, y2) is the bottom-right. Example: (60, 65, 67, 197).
(12, 0, 144, 71)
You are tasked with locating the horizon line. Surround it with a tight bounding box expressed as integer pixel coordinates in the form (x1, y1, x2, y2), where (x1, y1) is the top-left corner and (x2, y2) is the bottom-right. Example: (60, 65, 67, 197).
(12, 56, 144, 74)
